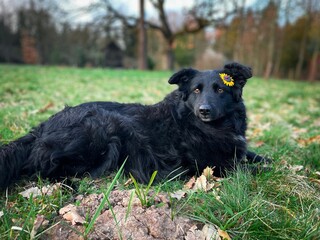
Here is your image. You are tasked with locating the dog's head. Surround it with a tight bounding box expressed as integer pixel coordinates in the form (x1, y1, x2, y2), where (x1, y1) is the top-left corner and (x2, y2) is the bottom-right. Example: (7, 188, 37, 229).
(168, 62, 252, 122)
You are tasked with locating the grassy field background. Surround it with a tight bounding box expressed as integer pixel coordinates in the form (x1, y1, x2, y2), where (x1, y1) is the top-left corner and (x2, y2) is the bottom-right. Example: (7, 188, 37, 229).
(0, 64, 319, 239)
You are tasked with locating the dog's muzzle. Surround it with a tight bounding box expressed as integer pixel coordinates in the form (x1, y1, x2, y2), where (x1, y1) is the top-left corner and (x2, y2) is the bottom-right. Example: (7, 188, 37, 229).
(198, 104, 212, 122)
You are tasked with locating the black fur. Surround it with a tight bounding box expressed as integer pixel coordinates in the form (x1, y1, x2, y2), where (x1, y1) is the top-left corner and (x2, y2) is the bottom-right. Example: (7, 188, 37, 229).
(0, 62, 268, 189)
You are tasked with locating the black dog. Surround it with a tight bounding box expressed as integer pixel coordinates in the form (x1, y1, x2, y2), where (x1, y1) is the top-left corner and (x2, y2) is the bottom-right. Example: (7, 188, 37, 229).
(0, 62, 267, 189)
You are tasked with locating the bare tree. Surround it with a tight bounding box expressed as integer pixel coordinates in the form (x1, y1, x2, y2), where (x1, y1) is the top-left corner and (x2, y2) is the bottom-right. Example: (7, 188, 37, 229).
(295, 0, 317, 79)
(102, 0, 234, 70)
(138, 0, 147, 70)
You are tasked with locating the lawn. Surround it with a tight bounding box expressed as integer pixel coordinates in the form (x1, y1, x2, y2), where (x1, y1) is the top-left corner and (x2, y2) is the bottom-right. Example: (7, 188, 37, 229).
(0, 64, 319, 239)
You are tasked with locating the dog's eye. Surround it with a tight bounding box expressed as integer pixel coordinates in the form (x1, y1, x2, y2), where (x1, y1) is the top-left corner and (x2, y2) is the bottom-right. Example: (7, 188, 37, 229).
(194, 89, 200, 94)
(218, 88, 224, 93)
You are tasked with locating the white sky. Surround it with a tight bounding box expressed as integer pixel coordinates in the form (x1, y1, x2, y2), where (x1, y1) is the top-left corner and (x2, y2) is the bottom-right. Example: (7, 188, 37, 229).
(62, 0, 195, 23)
(63, 0, 257, 23)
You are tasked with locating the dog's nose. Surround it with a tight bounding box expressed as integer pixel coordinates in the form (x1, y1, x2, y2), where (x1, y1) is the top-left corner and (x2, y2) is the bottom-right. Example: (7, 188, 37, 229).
(199, 105, 211, 115)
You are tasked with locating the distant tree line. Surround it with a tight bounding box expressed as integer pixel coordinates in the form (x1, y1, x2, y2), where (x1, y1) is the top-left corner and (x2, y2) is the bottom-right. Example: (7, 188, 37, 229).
(0, 0, 319, 81)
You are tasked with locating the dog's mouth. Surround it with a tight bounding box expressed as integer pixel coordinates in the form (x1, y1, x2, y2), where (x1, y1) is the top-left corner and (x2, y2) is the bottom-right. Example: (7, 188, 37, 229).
(199, 115, 213, 122)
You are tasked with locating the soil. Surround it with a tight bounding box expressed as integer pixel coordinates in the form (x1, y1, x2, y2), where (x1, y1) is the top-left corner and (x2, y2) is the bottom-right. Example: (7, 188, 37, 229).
(45, 189, 219, 240)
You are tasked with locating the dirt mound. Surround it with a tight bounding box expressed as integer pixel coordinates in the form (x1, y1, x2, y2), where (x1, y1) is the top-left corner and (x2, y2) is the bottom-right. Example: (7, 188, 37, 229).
(46, 190, 219, 240)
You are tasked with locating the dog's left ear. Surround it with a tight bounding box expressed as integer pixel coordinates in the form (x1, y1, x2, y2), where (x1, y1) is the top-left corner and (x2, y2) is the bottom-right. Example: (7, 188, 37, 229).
(168, 68, 199, 87)
(223, 62, 252, 101)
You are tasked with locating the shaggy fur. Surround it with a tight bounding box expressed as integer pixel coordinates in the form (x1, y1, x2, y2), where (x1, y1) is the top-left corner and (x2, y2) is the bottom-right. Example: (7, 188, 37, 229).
(0, 62, 267, 189)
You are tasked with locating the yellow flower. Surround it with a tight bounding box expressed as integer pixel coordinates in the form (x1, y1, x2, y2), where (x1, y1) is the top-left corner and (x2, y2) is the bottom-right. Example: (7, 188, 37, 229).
(219, 73, 234, 87)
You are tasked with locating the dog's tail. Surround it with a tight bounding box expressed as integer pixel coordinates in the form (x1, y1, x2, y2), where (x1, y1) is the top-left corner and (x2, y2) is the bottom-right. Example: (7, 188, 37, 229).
(0, 133, 35, 190)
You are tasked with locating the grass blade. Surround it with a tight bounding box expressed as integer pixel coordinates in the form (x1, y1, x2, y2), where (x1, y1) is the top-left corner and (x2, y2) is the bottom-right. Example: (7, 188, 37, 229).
(84, 158, 127, 237)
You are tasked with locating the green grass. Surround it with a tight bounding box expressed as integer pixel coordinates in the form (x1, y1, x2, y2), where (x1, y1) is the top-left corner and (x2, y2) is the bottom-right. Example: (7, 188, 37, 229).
(0, 64, 320, 239)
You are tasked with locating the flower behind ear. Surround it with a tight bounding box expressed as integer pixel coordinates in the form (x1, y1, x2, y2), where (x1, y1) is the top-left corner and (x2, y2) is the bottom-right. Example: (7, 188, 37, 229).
(219, 73, 235, 87)
(223, 62, 252, 88)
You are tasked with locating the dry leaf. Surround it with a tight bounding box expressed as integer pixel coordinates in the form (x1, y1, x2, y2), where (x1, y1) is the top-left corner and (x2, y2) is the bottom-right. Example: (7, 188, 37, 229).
(202, 224, 220, 240)
(292, 127, 307, 139)
(254, 141, 265, 147)
(202, 167, 214, 180)
(19, 183, 61, 198)
(194, 175, 207, 191)
(38, 102, 54, 113)
(0, 211, 3, 218)
(289, 165, 304, 173)
(124, 178, 133, 186)
(298, 135, 320, 146)
(59, 204, 85, 225)
(218, 229, 231, 240)
(41, 183, 61, 195)
(170, 190, 186, 200)
(30, 215, 48, 239)
(19, 187, 42, 198)
(184, 176, 196, 189)
(310, 178, 320, 185)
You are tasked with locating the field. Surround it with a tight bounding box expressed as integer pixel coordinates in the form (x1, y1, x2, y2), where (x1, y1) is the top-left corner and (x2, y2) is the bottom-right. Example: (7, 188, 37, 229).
(0, 64, 319, 239)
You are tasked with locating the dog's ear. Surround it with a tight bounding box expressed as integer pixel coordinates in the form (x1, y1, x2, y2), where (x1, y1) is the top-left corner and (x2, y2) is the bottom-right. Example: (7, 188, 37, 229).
(223, 62, 252, 88)
(168, 68, 198, 86)
(223, 62, 252, 101)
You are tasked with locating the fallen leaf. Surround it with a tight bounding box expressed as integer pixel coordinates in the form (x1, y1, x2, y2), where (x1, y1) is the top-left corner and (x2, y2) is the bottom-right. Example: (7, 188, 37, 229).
(41, 183, 61, 196)
(19, 187, 42, 198)
(124, 178, 133, 186)
(170, 190, 186, 200)
(184, 176, 196, 190)
(19, 183, 61, 198)
(0, 211, 3, 218)
(59, 204, 85, 225)
(218, 229, 231, 240)
(202, 224, 219, 240)
(38, 102, 54, 113)
(309, 178, 320, 185)
(298, 135, 320, 146)
(291, 127, 307, 139)
(30, 215, 49, 239)
(194, 175, 207, 191)
(254, 141, 265, 147)
(202, 167, 214, 180)
(289, 165, 304, 173)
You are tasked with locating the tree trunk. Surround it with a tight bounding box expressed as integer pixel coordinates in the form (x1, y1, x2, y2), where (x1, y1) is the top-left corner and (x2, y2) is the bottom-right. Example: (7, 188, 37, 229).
(263, 19, 276, 79)
(308, 49, 319, 82)
(166, 40, 175, 71)
(295, 25, 308, 80)
(138, 0, 147, 70)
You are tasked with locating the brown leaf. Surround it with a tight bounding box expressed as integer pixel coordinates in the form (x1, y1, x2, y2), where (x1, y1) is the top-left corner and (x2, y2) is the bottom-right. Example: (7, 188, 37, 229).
(30, 215, 48, 239)
(184, 176, 196, 189)
(124, 178, 133, 186)
(218, 229, 231, 240)
(41, 183, 61, 196)
(254, 141, 265, 147)
(19, 183, 61, 198)
(298, 135, 320, 146)
(59, 204, 85, 225)
(38, 102, 54, 113)
(202, 167, 215, 180)
(310, 178, 320, 185)
(194, 175, 207, 191)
